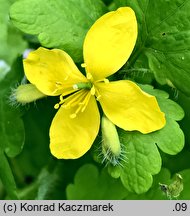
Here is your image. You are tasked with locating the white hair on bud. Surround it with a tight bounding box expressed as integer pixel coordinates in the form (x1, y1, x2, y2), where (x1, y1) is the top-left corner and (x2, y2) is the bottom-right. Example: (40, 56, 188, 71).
(101, 142, 128, 167)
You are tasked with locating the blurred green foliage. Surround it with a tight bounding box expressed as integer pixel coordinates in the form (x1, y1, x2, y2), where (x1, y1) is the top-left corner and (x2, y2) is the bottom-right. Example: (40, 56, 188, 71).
(0, 0, 190, 200)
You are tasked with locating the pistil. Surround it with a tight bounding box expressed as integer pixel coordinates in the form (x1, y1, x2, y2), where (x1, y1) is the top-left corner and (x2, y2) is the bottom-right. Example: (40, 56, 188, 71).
(72, 82, 92, 90)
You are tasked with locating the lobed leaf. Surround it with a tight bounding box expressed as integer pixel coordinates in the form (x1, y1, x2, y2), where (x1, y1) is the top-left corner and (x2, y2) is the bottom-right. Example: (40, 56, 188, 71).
(0, 0, 27, 65)
(66, 164, 128, 199)
(118, 131, 162, 194)
(10, 0, 107, 62)
(178, 169, 190, 199)
(0, 58, 25, 199)
(124, 168, 171, 200)
(124, 168, 190, 200)
(0, 151, 19, 199)
(115, 0, 190, 96)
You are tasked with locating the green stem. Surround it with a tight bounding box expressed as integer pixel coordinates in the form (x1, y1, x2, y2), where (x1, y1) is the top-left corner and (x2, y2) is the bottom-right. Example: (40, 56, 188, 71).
(122, 45, 145, 71)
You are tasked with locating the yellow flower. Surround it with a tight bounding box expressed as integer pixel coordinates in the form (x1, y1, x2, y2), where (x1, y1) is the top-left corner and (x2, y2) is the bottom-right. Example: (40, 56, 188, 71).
(23, 7, 166, 159)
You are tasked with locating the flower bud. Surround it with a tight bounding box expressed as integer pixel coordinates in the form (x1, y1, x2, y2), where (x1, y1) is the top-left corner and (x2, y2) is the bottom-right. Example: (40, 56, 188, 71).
(101, 115, 121, 166)
(10, 84, 46, 105)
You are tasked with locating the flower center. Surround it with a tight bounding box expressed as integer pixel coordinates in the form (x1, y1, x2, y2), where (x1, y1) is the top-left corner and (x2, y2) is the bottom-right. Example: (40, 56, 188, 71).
(53, 72, 109, 118)
(54, 89, 91, 118)
(54, 81, 95, 119)
(72, 82, 92, 90)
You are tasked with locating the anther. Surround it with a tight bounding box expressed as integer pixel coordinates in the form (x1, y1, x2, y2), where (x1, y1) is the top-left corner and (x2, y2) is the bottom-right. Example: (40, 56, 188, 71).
(86, 73, 93, 80)
(60, 94, 64, 102)
(104, 79, 109, 83)
(54, 103, 60, 109)
(96, 95, 102, 101)
(90, 86, 95, 95)
(81, 63, 87, 68)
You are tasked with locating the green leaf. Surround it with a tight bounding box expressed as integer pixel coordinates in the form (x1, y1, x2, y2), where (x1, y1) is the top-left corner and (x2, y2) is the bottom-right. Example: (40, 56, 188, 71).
(114, 0, 190, 96)
(17, 181, 38, 200)
(0, 59, 25, 157)
(118, 131, 162, 194)
(66, 164, 128, 199)
(107, 85, 184, 194)
(124, 168, 171, 200)
(10, 0, 107, 62)
(102, 0, 113, 5)
(139, 84, 184, 155)
(0, 151, 18, 199)
(162, 149, 190, 174)
(14, 99, 54, 178)
(0, 0, 27, 65)
(0, 60, 10, 82)
(178, 169, 190, 199)
(124, 168, 190, 200)
(177, 92, 190, 146)
(157, 99, 184, 121)
(151, 117, 184, 155)
(0, 58, 25, 199)
(0, 100, 24, 157)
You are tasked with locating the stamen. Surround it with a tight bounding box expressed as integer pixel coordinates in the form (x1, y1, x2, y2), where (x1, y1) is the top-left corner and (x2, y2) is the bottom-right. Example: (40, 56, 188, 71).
(60, 94, 64, 102)
(54, 103, 60, 109)
(61, 88, 78, 97)
(94, 87, 101, 100)
(81, 92, 91, 112)
(54, 89, 84, 110)
(53, 78, 94, 116)
(53, 82, 76, 95)
(104, 78, 109, 83)
(86, 73, 93, 80)
(81, 63, 87, 68)
(70, 104, 83, 118)
(69, 92, 91, 118)
(63, 90, 86, 108)
(96, 95, 101, 101)
(94, 78, 110, 83)
(90, 86, 95, 95)
(52, 81, 63, 94)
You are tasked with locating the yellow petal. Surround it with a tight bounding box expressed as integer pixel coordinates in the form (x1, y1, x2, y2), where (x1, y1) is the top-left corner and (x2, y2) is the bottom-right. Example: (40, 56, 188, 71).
(83, 7, 137, 81)
(23, 47, 87, 96)
(50, 93, 100, 159)
(96, 81, 166, 133)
